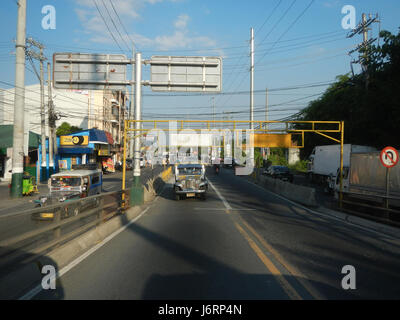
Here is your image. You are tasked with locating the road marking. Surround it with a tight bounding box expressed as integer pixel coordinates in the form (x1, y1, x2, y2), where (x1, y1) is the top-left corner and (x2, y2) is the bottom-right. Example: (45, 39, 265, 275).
(234, 222, 302, 300)
(19, 206, 150, 300)
(238, 217, 324, 300)
(207, 180, 231, 210)
(243, 177, 399, 240)
(209, 179, 304, 300)
(194, 208, 256, 211)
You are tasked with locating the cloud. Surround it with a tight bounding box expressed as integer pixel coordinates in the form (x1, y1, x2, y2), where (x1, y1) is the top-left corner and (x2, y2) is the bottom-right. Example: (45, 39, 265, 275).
(74, 1, 217, 52)
(174, 14, 189, 29)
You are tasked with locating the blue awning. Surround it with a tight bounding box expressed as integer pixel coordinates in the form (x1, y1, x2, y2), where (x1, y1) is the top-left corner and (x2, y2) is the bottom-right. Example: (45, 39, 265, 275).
(58, 147, 94, 154)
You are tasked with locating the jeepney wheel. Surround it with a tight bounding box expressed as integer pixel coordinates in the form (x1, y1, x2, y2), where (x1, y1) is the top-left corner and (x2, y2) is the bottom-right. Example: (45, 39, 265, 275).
(175, 194, 180, 201)
(201, 193, 206, 201)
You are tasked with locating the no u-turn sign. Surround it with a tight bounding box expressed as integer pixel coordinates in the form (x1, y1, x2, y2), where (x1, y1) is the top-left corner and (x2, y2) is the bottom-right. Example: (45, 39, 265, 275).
(380, 146, 399, 168)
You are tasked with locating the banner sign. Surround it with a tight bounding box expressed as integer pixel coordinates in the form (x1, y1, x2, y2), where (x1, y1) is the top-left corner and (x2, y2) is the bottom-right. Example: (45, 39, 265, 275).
(60, 135, 89, 146)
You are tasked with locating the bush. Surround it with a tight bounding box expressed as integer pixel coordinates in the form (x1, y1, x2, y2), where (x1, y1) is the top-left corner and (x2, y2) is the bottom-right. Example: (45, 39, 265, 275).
(288, 160, 308, 173)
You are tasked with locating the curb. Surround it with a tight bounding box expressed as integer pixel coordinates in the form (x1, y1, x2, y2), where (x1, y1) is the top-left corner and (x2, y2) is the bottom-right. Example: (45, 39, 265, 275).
(238, 170, 400, 239)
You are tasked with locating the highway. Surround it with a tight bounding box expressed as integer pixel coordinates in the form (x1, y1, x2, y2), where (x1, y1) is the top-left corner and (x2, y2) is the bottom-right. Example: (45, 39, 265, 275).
(30, 168, 400, 300)
(0, 168, 157, 242)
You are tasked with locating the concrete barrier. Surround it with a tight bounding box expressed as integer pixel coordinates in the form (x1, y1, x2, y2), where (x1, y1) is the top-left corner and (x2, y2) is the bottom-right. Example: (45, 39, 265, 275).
(143, 166, 172, 203)
(0, 166, 173, 300)
(257, 173, 317, 207)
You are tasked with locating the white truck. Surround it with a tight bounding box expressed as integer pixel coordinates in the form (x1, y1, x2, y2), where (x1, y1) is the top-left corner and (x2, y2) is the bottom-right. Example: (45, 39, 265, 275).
(333, 151, 400, 208)
(307, 144, 377, 190)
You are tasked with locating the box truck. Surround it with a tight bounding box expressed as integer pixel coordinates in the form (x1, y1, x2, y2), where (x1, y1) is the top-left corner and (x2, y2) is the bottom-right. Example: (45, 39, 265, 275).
(307, 144, 376, 189)
(333, 151, 400, 207)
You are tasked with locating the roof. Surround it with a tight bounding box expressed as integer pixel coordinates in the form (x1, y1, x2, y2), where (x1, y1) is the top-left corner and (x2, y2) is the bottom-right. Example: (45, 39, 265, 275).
(64, 128, 114, 145)
(177, 164, 203, 168)
(51, 169, 102, 177)
(0, 125, 40, 149)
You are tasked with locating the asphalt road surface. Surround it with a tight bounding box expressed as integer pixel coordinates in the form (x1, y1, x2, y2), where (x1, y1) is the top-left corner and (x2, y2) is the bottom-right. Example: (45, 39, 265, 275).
(0, 168, 157, 242)
(29, 168, 400, 300)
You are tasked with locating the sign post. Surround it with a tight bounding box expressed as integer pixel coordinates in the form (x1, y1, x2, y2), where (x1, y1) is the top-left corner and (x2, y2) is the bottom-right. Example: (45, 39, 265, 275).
(379, 146, 399, 211)
(53, 52, 223, 197)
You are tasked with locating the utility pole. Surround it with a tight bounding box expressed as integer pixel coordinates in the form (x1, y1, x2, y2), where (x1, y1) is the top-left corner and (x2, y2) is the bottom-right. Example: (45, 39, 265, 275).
(212, 96, 215, 128)
(10, 0, 26, 198)
(249, 27, 255, 167)
(129, 44, 135, 159)
(26, 37, 47, 182)
(347, 13, 379, 89)
(264, 88, 269, 160)
(133, 52, 142, 185)
(47, 62, 56, 175)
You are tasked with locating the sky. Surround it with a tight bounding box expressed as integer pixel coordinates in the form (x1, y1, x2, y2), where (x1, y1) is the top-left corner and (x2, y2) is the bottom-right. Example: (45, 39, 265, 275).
(0, 0, 399, 124)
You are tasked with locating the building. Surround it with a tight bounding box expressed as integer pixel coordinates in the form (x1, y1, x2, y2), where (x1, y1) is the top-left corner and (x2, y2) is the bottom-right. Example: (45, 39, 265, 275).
(0, 125, 40, 182)
(0, 84, 129, 181)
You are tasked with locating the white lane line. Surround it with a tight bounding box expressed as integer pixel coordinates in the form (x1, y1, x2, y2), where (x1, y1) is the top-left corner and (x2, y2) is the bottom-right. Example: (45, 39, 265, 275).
(208, 180, 231, 210)
(194, 208, 256, 211)
(19, 207, 150, 300)
(242, 178, 399, 240)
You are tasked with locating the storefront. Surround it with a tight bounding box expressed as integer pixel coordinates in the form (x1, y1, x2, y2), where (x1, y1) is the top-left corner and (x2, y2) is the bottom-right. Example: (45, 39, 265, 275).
(38, 128, 114, 178)
(0, 125, 40, 182)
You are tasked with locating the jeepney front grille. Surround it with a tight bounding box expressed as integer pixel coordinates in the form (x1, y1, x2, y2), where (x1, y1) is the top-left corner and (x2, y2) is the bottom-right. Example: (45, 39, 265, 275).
(185, 179, 199, 189)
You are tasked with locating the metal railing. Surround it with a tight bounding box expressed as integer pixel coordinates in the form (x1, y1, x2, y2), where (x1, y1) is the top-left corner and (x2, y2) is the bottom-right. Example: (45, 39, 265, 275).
(0, 189, 130, 271)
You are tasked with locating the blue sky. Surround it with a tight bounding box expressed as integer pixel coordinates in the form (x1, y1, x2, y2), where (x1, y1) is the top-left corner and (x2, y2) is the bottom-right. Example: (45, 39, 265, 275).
(1, 0, 399, 122)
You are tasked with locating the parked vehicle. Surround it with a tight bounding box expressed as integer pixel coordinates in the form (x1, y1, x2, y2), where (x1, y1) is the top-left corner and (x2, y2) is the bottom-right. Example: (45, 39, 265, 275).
(264, 165, 294, 183)
(173, 164, 208, 200)
(32, 164, 102, 220)
(333, 151, 400, 207)
(307, 144, 376, 189)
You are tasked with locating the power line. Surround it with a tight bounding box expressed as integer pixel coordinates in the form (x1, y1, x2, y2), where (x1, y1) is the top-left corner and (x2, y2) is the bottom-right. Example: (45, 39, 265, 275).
(100, 0, 131, 52)
(92, 0, 124, 53)
(109, 0, 138, 51)
(255, 0, 283, 36)
(256, 0, 315, 65)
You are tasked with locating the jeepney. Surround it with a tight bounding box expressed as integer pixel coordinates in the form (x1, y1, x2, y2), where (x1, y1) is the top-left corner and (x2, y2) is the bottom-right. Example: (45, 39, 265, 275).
(173, 164, 208, 200)
(32, 165, 102, 220)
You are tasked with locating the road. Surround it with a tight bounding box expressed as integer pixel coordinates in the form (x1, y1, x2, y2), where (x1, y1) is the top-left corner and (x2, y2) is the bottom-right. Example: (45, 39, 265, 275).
(30, 167, 400, 300)
(0, 167, 157, 243)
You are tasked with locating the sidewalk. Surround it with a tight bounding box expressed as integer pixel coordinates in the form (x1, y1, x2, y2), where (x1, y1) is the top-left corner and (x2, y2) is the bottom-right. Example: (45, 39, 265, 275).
(0, 181, 48, 212)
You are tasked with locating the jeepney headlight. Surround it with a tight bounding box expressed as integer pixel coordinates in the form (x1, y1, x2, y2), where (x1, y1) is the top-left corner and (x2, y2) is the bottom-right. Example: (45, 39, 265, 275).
(40, 197, 47, 203)
(60, 197, 66, 202)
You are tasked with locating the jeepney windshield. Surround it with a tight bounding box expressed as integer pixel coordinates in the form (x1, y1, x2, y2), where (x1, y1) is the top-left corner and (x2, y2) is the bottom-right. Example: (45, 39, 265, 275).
(51, 177, 82, 187)
(178, 167, 202, 175)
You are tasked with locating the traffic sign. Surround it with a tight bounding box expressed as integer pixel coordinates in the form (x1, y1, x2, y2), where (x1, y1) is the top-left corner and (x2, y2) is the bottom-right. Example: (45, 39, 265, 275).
(53, 53, 129, 90)
(150, 56, 222, 92)
(380, 146, 399, 168)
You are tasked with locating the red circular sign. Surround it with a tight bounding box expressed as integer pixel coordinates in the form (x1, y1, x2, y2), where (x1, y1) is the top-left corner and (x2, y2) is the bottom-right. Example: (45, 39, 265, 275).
(380, 146, 399, 168)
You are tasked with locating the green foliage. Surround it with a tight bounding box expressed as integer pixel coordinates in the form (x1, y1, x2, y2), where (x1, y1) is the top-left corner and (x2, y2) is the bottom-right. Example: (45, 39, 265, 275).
(56, 122, 83, 136)
(294, 28, 400, 158)
(288, 160, 308, 173)
(267, 148, 288, 166)
(254, 148, 264, 168)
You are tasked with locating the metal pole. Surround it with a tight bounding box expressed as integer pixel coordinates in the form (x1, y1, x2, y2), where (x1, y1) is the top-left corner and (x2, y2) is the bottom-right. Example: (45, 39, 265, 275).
(133, 52, 141, 186)
(40, 47, 47, 182)
(385, 167, 390, 210)
(122, 120, 127, 192)
(10, 0, 26, 198)
(362, 13, 369, 89)
(250, 27, 254, 129)
(47, 62, 54, 176)
(250, 27, 255, 167)
(129, 44, 135, 159)
(339, 121, 344, 208)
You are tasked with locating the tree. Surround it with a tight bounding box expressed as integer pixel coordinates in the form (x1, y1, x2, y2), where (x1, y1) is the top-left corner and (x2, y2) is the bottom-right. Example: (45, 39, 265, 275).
(293, 28, 400, 158)
(56, 122, 83, 136)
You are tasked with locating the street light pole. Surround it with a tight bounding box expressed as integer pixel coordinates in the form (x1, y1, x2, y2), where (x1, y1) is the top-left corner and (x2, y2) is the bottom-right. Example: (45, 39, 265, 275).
(10, 0, 26, 198)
